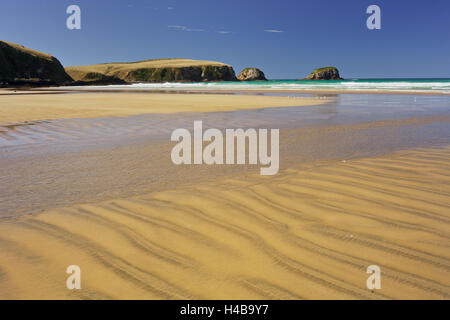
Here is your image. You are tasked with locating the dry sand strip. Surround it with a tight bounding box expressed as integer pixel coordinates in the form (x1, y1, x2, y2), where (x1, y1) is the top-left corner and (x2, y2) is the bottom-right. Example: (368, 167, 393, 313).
(0, 92, 327, 126)
(0, 90, 67, 95)
(0, 146, 449, 299)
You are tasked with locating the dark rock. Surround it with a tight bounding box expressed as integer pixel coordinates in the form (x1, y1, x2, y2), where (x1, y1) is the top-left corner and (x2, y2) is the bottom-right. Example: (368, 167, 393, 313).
(237, 68, 267, 81)
(303, 67, 343, 80)
(65, 72, 127, 86)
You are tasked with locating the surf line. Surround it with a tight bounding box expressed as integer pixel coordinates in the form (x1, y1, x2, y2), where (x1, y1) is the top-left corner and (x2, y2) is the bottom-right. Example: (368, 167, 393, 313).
(171, 121, 279, 175)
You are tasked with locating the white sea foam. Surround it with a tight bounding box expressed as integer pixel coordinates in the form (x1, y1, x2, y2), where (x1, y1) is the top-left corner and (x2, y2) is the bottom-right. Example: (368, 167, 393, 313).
(73, 79, 450, 93)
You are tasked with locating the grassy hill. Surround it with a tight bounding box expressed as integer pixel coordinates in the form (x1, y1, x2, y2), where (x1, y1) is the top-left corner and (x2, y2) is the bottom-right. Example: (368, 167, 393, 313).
(66, 59, 237, 83)
(0, 40, 72, 85)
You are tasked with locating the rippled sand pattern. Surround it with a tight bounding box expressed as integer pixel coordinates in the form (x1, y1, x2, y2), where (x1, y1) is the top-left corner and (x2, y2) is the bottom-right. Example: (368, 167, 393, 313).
(0, 147, 449, 299)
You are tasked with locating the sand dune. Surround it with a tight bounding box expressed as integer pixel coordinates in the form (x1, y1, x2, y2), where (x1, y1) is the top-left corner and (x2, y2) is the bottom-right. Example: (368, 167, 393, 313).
(0, 147, 448, 299)
(0, 92, 326, 126)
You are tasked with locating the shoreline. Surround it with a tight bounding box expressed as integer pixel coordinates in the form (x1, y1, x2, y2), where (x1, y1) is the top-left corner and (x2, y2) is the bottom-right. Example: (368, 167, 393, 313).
(7, 86, 450, 96)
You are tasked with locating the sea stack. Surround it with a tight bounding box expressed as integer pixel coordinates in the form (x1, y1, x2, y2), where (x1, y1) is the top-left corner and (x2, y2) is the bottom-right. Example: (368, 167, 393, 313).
(0, 40, 73, 86)
(237, 68, 267, 81)
(303, 67, 343, 80)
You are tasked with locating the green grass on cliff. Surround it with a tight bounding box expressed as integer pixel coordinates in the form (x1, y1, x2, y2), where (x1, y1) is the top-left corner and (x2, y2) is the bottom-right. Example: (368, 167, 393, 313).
(65, 59, 233, 82)
(312, 67, 337, 73)
(0, 40, 72, 83)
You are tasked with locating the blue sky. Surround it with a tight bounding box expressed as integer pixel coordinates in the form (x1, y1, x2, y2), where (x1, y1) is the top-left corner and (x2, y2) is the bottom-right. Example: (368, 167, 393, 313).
(1, 0, 449, 79)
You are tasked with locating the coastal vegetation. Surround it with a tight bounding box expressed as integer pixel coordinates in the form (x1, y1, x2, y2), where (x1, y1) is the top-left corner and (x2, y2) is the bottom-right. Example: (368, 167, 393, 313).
(1, 40, 347, 87)
(0, 40, 73, 87)
(66, 59, 237, 84)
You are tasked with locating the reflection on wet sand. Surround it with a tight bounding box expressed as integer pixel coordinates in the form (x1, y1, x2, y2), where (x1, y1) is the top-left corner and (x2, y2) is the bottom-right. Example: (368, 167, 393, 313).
(0, 91, 449, 299)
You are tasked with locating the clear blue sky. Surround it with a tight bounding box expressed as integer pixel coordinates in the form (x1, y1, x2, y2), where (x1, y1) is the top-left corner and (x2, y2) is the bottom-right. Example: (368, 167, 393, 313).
(1, 0, 449, 79)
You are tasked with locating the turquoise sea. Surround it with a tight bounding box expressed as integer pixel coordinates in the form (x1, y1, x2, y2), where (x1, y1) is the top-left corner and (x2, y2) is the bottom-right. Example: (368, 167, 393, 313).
(98, 78, 450, 94)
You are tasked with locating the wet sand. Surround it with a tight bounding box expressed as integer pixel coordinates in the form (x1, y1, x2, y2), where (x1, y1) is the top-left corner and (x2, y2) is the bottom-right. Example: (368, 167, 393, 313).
(1, 113, 449, 218)
(0, 91, 449, 299)
(0, 147, 448, 299)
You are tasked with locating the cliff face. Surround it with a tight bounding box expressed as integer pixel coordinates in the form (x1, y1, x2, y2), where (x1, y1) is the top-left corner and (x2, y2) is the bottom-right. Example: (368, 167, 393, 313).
(68, 72, 127, 86)
(126, 65, 236, 82)
(237, 68, 267, 81)
(304, 67, 343, 80)
(66, 59, 237, 83)
(0, 40, 73, 86)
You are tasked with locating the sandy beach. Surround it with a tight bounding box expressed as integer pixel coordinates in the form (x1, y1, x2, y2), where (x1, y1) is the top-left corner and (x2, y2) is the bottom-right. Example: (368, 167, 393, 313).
(0, 91, 326, 126)
(0, 146, 448, 299)
(2, 0, 450, 306)
(0, 90, 449, 300)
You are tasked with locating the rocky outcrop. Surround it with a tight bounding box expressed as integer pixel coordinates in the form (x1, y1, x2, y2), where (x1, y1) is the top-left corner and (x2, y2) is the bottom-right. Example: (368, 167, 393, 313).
(0, 40, 73, 86)
(303, 67, 343, 80)
(66, 59, 237, 84)
(237, 68, 267, 81)
(65, 72, 127, 86)
(125, 65, 236, 82)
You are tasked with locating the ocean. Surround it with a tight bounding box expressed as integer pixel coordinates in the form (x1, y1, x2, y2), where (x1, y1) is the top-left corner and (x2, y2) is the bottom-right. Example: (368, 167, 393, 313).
(96, 78, 450, 94)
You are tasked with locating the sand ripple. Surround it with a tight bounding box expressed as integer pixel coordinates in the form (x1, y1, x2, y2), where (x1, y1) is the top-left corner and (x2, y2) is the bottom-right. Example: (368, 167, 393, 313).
(0, 147, 449, 299)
